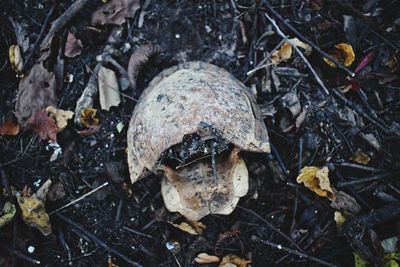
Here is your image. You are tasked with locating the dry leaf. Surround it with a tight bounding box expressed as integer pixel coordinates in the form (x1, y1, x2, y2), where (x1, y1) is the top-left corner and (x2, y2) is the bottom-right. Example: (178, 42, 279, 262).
(91, 0, 141, 26)
(289, 37, 312, 55)
(9, 45, 23, 73)
(16, 191, 52, 236)
(323, 43, 355, 68)
(0, 202, 16, 228)
(80, 108, 99, 128)
(15, 61, 56, 126)
(170, 220, 206, 235)
(334, 211, 346, 227)
(45, 106, 73, 131)
(36, 179, 52, 201)
(296, 166, 336, 200)
(271, 42, 292, 64)
(330, 190, 361, 214)
(27, 110, 58, 141)
(351, 149, 371, 165)
(0, 118, 20, 136)
(64, 32, 84, 58)
(161, 148, 249, 221)
(219, 255, 251, 267)
(98, 66, 121, 111)
(195, 253, 220, 264)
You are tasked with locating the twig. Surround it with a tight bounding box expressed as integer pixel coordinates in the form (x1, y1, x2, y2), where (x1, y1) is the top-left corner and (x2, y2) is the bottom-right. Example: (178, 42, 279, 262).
(122, 226, 155, 239)
(57, 214, 143, 267)
(0, 244, 40, 265)
(337, 172, 400, 187)
(49, 182, 109, 215)
(262, 0, 355, 77)
(260, 239, 338, 267)
(335, 162, 386, 173)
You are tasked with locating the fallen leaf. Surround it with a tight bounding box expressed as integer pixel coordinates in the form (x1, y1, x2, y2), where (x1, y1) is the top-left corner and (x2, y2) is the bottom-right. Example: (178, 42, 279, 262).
(98, 66, 121, 111)
(9, 45, 23, 74)
(271, 42, 292, 64)
(161, 148, 249, 221)
(330, 190, 361, 214)
(47, 182, 66, 202)
(334, 211, 346, 227)
(0, 202, 16, 228)
(170, 220, 206, 235)
(351, 149, 371, 165)
(296, 166, 336, 200)
(15, 61, 57, 126)
(9, 17, 30, 53)
(36, 179, 52, 201)
(80, 108, 99, 128)
(289, 37, 312, 55)
(47, 141, 62, 162)
(194, 253, 220, 264)
(64, 32, 84, 58)
(27, 110, 58, 141)
(16, 190, 52, 236)
(323, 43, 355, 68)
(354, 252, 368, 267)
(219, 255, 251, 267)
(45, 106, 73, 131)
(0, 118, 20, 136)
(91, 0, 141, 26)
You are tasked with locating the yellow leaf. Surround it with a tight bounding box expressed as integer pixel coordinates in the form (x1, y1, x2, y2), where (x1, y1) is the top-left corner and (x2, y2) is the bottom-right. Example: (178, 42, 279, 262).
(351, 149, 370, 165)
(334, 211, 346, 227)
(296, 166, 335, 200)
(9, 45, 23, 73)
(80, 108, 99, 128)
(271, 42, 292, 64)
(46, 106, 74, 132)
(194, 253, 220, 264)
(323, 43, 355, 68)
(0, 202, 16, 228)
(219, 255, 251, 267)
(17, 192, 52, 236)
(289, 38, 312, 55)
(169, 220, 206, 235)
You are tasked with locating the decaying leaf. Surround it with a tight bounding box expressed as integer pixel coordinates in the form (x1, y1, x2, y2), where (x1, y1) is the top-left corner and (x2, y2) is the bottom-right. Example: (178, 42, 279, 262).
(91, 0, 141, 26)
(351, 149, 371, 165)
(64, 32, 84, 58)
(80, 108, 99, 128)
(15, 61, 56, 126)
(27, 110, 58, 141)
(9, 45, 23, 73)
(296, 166, 336, 200)
(289, 37, 312, 55)
(0, 118, 20, 136)
(194, 253, 220, 264)
(219, 255, 251, 267)
(16, 191, 52, 236)
(98, 66, 121, 111)
(169, 220, 206, 235)
(323, 43, 355, 68)
(334, 211, 346, 227)
(0, 202, 16, 228)
(161, 148, 249, 221)
(330, 190, 361, 214)
(45, 106, 73, 131)
(271, 42, 292, 64)
(47, 182, 66, 202)
(36, 179, 52, 201)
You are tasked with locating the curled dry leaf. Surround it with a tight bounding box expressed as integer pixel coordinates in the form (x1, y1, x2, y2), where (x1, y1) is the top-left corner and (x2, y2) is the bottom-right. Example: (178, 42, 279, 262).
(27, 110, 58, 141)
(128, 44, 163, 90)
(195, 253, 220, 264)
(64, 32, 84, 58)
(219, 255, 251, 267)
(334, 211, 346, 227)
(297, 166, 336, 200)
(351, 149, 371, 165)
(323, 43, 355, 68)
(289, 37, 312, 55)
(161, 148, 249, 221)
(80, 108, 99, 128)
(9, 45, 23, 73)
(98, 66, 121, 111)
(16, 192, 52, 236)
(271, 42, 292, 64)
(15, 61, 56, 126)
(0, 118, 20, 136)
(46, 106, 74, 131)
(91, 0, 141, 26)
(169, 220, 206, 235)
(0, 202, 16, 228)
(36, 179, 52, 201)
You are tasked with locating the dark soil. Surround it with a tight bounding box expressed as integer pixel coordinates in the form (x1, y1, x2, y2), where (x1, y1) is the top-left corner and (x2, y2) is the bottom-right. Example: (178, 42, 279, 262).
(1, 0, 400, 266)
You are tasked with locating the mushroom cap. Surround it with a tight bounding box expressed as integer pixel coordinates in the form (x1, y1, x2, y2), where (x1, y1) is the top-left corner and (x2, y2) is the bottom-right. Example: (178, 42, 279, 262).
(127, 61, 270, 183)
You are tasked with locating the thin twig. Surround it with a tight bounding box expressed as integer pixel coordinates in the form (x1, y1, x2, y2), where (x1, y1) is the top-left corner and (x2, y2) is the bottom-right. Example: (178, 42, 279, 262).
(0, 244, 41, 265)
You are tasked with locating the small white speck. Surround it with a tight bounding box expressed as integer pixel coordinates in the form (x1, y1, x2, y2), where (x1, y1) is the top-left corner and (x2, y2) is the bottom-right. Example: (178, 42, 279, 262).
(100, 163, 103, 167)
(175, 34, 180, 39)
(27, 246, 35, 253)
(314, 210, 318, 214)
(105, 144, 109, 148)
(271, 215, 274, 219)
(205, 25, 212, 33)
(277, 244, 282, 250)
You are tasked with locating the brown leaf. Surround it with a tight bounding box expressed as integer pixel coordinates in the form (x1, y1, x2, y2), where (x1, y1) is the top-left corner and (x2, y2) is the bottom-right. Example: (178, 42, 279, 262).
(169, 220, 206, 235)
(64, 32, 84, 58)
(15, 61, 56, 126)
(219, 255, 251, 267)
(323, 43, 355, 68)
(0, 118, 20, 136)
(27, 110, 58, 141)
(351, 149, 371, 165)
(296, 166, 336, 200)
(271, 42, 292, 64)
(80, 108, 99, 128)
(194, 253, 220, 264)
(91, 0, 141, 26)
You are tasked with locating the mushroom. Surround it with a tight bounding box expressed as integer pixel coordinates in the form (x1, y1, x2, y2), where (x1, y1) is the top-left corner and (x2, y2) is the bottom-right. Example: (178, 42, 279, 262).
(127, 61, 270, 221)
